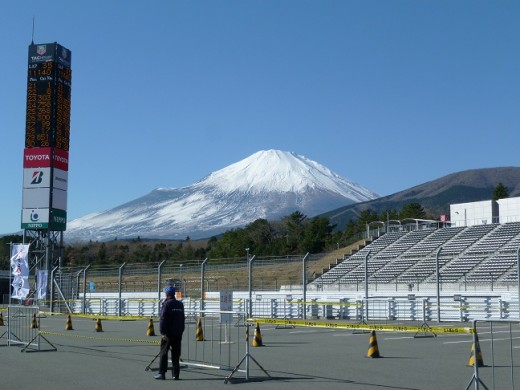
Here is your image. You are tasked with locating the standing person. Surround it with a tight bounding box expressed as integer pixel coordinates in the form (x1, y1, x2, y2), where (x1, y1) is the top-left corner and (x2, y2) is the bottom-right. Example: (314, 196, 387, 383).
(154, 285, 185, 380)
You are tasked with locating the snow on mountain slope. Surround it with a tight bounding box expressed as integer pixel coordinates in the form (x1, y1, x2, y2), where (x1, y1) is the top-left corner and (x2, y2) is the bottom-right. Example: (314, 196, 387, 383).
(66, 150, 379, 241)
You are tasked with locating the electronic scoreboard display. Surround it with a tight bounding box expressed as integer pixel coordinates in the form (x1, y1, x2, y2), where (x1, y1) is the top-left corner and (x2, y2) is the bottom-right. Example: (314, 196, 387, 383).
(25, 43, 72, 151)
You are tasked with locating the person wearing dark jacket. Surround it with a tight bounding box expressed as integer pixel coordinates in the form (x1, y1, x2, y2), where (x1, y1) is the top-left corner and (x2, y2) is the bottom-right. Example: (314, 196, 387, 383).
(154, 285, 185, 380)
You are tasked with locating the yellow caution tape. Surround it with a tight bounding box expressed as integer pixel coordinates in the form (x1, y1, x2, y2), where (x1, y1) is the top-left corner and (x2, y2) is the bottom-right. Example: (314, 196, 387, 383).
(38, 312, 153, 321)
(39, 331, 160, 345)
(248, 317, 472, 334)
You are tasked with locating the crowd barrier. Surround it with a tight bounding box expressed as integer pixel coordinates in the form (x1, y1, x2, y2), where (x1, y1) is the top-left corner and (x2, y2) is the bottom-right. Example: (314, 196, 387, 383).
(42, 291, 520, 324)
(1, 306, 56, 352)
(467, 319, 520, 390)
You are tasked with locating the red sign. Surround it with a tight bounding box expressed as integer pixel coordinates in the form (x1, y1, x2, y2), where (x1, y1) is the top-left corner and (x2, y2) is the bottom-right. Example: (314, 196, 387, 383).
(23, 148, 69, 171)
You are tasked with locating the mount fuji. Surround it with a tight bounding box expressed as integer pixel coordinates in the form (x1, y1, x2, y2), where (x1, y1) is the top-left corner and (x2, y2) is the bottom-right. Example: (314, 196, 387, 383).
(65, 150, 379, 241)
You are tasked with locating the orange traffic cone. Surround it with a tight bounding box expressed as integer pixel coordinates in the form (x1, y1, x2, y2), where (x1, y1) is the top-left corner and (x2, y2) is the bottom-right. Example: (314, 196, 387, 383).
(252, 322, 263, 347)
(147, 318, 156, 336)
(196, 318, 204, 341)
(366, 330, 381, 358)
(65, 314, 73, 330)
(31, 313, 39, 329)
(468, 332, 484, 367)
(95, 318, 103, 332)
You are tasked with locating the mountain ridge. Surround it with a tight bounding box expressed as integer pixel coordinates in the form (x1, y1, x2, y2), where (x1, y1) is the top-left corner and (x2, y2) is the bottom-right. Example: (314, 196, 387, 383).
(323, 166, 520, 230)
(66, 150, 379, 241)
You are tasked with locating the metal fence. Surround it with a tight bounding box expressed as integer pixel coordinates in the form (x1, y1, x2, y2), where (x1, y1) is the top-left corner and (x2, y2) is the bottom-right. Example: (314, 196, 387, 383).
(467, 319, 520, 390)
(1, 306, 56, 351)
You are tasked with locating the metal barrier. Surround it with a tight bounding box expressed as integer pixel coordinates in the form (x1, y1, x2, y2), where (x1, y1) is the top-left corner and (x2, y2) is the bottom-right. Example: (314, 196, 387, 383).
(467, 319, 520, 390)
(181, 310, 246, 371)
(61, 293, 520, 324)
(144, 309, 268, 382)
(2, 305, 56, 352)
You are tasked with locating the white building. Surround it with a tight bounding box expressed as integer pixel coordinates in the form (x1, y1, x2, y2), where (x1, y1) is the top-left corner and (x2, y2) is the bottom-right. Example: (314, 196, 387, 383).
(497, 197, 520, 223)
(450, 196, 520, 226)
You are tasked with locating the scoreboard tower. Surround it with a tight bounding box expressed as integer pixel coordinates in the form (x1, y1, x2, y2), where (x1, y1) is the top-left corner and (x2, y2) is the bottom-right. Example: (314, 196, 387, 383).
(22, 42, 72, 291)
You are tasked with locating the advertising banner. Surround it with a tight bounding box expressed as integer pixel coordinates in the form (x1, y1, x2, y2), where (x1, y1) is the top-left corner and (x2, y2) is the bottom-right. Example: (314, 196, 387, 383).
(53, 168, 69, 191)
(23, 148, 69, 171)
(37, 270, 48, 300)
(23, 167, 51, 188)
(23, 167, 68, 191)
(21, 208, 67, 230)
(12, 276, 30, 300)
(10, 244, 30, 300)
(21, 208, 50, 229)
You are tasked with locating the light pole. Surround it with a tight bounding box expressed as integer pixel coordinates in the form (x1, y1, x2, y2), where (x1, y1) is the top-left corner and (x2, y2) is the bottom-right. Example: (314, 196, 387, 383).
(247, 248, 254, 318)
(436, 247, 442, 322)
(364, 250, 371, 321)
(200, 258, 207, 315)
(179, 264, 183, 297)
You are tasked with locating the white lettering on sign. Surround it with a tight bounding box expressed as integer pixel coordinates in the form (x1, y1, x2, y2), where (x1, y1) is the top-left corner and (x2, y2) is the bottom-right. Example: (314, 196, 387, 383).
(25, 154, 50, 162)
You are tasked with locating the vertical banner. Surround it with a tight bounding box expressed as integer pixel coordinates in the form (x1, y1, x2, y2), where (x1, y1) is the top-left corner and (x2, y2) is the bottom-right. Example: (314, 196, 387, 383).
(10, 244, 30, 300)
(37, 270, 48, 300)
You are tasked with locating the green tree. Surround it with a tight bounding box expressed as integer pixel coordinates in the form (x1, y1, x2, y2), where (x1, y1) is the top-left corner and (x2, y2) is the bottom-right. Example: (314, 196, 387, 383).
(379, 209, 399, 221)
(399, 202, 427, 219)
(300, 216, 335, 253)
(245, 219, 275, 255)
(96, 243, 107, 264)
(282, 211, 307, 254)
(492, 182, 509, 200)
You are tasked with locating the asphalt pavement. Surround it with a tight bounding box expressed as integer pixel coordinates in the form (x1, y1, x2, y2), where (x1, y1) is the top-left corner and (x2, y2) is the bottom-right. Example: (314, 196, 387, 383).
(1, 313, 518, 390)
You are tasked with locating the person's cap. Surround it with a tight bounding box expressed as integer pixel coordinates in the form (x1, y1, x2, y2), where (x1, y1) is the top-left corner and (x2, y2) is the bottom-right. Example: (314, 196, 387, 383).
(164, 285, 176, 295)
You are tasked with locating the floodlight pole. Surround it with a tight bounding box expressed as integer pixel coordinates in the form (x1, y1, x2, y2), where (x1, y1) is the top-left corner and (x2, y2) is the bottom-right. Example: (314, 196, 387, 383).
(118, 263, 126, 317)
(247, 249, 256, 318)
(82, 264, 91, 315)
(200, 258, 208, 316)
(302, 252, 309, 320)
(436, 247, 442, 323)
(364, 250, 371, 321)
(158, 260, 166, 306)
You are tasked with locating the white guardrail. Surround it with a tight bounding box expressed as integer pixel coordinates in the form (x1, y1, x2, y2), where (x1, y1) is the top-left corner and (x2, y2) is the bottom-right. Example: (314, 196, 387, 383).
(65, 290, 520, 323)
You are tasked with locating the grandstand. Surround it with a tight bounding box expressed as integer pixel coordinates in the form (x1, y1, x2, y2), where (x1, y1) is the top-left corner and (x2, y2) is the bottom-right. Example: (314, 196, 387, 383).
(312, 221, 520, 291)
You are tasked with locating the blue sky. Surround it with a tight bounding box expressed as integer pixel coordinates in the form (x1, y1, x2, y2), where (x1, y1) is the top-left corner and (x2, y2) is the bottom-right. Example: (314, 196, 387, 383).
(1, 1, 519, 234)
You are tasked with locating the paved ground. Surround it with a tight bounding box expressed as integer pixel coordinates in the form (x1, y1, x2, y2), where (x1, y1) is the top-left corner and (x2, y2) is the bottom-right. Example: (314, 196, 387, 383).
(1, 313, 518, 389)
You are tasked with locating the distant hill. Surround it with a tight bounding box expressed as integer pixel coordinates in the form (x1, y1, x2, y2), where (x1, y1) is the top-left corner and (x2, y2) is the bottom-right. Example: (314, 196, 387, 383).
(322, 167, 520, 230)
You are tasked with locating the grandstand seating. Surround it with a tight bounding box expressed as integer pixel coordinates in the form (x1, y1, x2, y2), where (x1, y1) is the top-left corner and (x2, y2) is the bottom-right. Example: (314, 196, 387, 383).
(312, 222, 520, 289)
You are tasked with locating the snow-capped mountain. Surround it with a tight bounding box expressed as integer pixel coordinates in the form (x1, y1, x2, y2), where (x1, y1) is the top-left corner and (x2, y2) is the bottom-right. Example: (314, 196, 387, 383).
(66, 150, 379, 241)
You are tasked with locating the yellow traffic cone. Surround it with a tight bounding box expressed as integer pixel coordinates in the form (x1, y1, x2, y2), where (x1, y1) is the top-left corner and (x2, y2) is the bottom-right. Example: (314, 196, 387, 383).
(252, 322, 263, 347)
(147, 318, 156, 336)
(196, 318, 204, 341)
(65, 314, 73, 331)
(0, 312, 4, 326)
(468, 332, 484, 367)
(95, 318, 103, 332)
(31, 313, 39, 329)
(366, 330, 381, 358)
